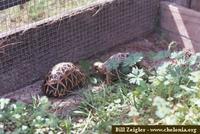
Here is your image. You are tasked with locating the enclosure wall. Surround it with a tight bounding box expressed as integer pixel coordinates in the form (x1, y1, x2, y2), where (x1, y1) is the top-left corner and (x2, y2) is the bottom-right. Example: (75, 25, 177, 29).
(160, 1, 200, 52)
(162, 0, 200, 11)
(0, 0, 159, 95)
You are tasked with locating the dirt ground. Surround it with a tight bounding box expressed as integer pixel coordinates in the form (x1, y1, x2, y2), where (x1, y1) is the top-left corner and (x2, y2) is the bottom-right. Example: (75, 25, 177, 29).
(2, 33, 169, 117)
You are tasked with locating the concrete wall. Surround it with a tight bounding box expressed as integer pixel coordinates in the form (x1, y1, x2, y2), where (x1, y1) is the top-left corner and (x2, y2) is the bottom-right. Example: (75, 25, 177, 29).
(163, 0, 200, 11)
(191, 0, 200, 11)
(162, 0, 191, 7)
(160, 1, 200, 52)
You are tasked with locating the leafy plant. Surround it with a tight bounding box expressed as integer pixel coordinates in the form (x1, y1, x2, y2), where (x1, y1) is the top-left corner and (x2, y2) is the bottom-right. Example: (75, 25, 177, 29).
(105, 52, 144, 72)
(127, 67, 145, 85)
(79, 59, 102, 85)
(70, 50, 200, 132)
(106, 58, 121, 71)
(0, 96, 70, 134)
(2, 50, 200, 133)
(78, 60, 92, 75)
(123, 52, 143, 67)
(150, 50, 170, 61)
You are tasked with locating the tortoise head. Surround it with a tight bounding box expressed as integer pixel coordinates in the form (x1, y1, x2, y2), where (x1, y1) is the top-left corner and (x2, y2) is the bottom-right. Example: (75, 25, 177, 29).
(93, 61, 106, 74)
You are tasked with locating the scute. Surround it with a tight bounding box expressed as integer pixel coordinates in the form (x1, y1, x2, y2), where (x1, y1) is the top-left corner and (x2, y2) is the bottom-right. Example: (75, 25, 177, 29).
(104, 52, 129, 68)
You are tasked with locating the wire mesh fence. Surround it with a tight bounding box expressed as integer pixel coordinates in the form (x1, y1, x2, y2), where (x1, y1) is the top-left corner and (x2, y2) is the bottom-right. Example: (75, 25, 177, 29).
(0, 0, 99, 33)
(0, 0, 159, 95)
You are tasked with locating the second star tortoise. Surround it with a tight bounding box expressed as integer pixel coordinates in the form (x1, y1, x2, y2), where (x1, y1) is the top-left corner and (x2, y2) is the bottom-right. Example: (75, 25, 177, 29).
(93, 52, 130, 84)
(42, 62, 86, 97)
(93, 52, 148, 84)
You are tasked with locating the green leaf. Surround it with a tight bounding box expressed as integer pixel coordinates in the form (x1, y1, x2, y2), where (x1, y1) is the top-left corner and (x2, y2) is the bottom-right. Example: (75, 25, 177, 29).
(121, 66, 131, 74)
(152, 50, 170, 61)
(89, 77, 98, 85)
(170, 51, 185, 59)
(186, 52, 200, 65)
(79, 60, 91, 74)
(153, 96, 171, 119)
(127, 67, 145, 85)
(146, 51, 157, 59)
(163, 115, 177, 125)
(189, 71, 200, 83)
(180, 85, 197, 93)
(114, 99, 121, 104)
(190, 98, 200, 107)
(128, 107, 139, 117)
(73, 110, 89, 116)
(106, 58, 120, 71)
(123, 52, 143, 67)
(0, 128, 4, 134)
(63, 120, 72, 134)
(0, 98, 10, 110)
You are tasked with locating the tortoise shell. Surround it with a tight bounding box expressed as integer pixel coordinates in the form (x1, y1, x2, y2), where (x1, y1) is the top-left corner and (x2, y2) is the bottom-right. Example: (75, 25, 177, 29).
(103, 52, 130, 68)
(93, 52, 130, 74)
(42, 62, 85, 97)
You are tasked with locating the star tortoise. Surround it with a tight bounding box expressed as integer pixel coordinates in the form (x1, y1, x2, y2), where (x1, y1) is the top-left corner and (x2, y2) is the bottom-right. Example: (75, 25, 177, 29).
(93, 53, 130, 84)
(42, 62, 86, 97)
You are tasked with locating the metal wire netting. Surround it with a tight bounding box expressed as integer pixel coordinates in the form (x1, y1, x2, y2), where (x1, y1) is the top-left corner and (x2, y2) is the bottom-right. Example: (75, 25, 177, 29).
(0, 0, 159, 95)
(0, 0, 99, 33)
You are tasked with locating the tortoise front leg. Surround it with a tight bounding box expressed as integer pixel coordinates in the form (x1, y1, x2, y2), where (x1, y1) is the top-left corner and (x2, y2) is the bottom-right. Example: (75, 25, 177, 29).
(105, 72, 112, 85)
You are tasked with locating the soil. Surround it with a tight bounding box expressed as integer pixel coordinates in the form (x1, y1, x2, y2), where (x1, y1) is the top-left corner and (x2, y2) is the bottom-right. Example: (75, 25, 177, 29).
(2, 33, 169, 117)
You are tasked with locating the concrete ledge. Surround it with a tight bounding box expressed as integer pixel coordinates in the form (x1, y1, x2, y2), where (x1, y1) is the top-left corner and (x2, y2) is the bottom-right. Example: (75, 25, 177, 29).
(160, 1, 200, 52)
